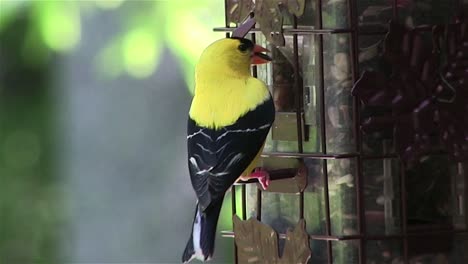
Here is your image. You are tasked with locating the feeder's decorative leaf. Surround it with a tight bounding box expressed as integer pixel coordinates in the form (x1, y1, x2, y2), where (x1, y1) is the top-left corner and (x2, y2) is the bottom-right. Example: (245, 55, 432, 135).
(226, 0, 305, 46)
(256, 0, 305, 46)
(233, 215, 311, 263)
(255, 0, 285, 45)
(227, 0, 255, 25)
(232, 16, 256, 38)
(280, 219, 311, 264)
(285, 0, 306, 17)
(233, 215, 279, 263)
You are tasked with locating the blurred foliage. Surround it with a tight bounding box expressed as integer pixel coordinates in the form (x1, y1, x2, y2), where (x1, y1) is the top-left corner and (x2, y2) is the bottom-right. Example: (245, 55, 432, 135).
(0, 0, 225, 91)
(0, 76, 63, 262)
(0, 0, 229, 262)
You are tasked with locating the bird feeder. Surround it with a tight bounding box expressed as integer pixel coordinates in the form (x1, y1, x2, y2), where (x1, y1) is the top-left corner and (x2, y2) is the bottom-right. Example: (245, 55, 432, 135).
(216, 0, 468, 263)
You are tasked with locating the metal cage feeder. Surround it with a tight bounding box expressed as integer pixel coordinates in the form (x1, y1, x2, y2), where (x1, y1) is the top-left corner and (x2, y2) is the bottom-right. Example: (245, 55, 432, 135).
(216, 0, 468, 263)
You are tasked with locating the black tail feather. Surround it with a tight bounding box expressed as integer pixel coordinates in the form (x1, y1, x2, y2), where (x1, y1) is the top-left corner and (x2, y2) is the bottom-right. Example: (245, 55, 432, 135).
(182, 204, 198, 263)
(182, 200, 223, 263)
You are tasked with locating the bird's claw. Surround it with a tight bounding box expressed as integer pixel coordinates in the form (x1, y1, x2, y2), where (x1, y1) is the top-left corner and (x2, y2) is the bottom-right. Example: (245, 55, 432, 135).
(250, 168, 270, 190)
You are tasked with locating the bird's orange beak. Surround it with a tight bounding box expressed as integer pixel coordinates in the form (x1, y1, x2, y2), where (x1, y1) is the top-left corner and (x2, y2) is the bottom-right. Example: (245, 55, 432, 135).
(251, 44, 272, 65)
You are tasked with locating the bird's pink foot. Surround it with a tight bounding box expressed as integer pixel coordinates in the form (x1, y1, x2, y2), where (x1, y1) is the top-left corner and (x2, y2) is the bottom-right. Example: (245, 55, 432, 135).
(250, 168, 270, 190)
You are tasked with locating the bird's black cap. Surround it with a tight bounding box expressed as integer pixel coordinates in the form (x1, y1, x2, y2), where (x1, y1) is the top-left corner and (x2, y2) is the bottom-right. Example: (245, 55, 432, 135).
(230, 37, 254, 51)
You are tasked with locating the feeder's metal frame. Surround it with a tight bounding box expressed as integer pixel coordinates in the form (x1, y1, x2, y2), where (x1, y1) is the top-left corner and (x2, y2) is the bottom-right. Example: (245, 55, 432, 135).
(219, 0, 467, 263)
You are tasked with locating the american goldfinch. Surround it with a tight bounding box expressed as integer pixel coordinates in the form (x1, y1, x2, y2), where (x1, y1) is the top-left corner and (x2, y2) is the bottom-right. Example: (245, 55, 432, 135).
(182, 37, 275, 263)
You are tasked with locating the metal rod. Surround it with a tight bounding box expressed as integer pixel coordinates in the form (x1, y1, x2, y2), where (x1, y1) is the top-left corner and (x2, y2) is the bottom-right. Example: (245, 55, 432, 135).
(346, 0, 366, 262)
(261, 152, 359, 159)
(299, 187, 305, 219)
(260, 151, 448, 160)
(221, 228, 468, 240)
(249, 31, 263, 224)
(393, 0, 398, 19)
(242, 33, 258, 224)
(257, 188, 262, 221)
(292, 11, 305, 221)
(214, 26, 388, 35)
(316, 0, 333, 262)
(399, 161, 409, 263)
(363, 153, 433, 160)
(363, 154, 399, 160)
(241, 185, 247, 220)
(214, 27, 354, 34)
(214, 24, 441, 35)
(251, 32, 258, 78)
(292, 14, 304, 163)
(323, 159, 333, 264)
(236, 168, 297, 185)
(231, 185, 238, 264)
(231, 186, 237, 215)
(464, 162, 468, 234)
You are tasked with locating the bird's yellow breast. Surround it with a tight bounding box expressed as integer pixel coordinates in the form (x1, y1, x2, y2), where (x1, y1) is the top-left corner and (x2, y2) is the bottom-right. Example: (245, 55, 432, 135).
(189, 77, 270, 129)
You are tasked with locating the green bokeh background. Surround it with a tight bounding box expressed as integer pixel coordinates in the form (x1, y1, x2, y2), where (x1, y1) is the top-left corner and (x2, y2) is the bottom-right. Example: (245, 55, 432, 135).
(0, 0, 239, 263)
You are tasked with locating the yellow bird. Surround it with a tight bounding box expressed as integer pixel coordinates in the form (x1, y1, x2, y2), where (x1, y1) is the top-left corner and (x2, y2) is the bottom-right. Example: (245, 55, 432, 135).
(182, 37, 275, 263)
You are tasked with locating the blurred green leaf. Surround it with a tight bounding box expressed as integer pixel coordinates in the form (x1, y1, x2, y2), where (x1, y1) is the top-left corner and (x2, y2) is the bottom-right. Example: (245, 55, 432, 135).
(0, 0, 26, 32)
(123, 26, 162, 78)
(2, 0, 225, 89)
(35, 0, 81, 52)
(94, 0, 124, 10)
(95, 37, 124, 78)
(163, 0, 224, 92)
(21, 26, 50, 66)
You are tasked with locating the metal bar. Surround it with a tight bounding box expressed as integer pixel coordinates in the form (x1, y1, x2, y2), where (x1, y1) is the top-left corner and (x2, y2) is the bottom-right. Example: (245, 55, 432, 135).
(242, 30, 261, 223)
(393, 0, 398, 19)
(231, 186, 237, 215)
(322, 144, 334, 262)
(363, 154, 399, 160)
(221, 229, 468, 240)
(236, 168, 297, 184)
(261, 152, 359, 159)
(241, 185, 247, 220)
(231, 185, 238, 264)
(292, 11, 305, 221)
(316, 0, 333, 263)
(215, 26, 388, 35)
(357, 29, 388, 35)
(299, 184, 305, 219)
(365, 151, 449, 159)
(399, 161, 408, 263)
(463, 162, 468, 232)
(214, 27, 354, 34)
(213, 24, 414, 35)
(214, 24, 440, 35)
(287, 28, 353, 34)
(261, 151, 449, 160)
(257, 188, 262, 221)
(250, 31, 263, 223)
(362, 151, 448, 160)
(346, 0, 365, 263)
(251, 32, 258, 78)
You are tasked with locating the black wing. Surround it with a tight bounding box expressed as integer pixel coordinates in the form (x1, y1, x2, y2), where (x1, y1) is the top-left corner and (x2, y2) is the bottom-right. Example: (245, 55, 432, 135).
(187, 97, 275, 212)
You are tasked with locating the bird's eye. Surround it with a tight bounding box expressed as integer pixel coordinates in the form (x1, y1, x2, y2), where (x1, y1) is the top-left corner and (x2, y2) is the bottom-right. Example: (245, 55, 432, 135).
(238, 43, 248, 52)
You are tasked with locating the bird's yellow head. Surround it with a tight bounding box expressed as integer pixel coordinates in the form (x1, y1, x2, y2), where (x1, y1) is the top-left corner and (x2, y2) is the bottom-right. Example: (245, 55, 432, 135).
(196, 37, 271, 78)
(190, 37, 272, 128)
